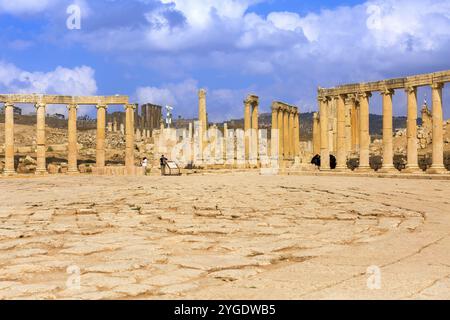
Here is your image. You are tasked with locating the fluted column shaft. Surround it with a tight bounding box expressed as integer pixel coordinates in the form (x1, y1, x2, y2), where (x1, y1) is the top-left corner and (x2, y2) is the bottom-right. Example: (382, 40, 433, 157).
(96, 105, 107, 168)
(344, 96, 353, 155)
(283, 108, 290, 160)
(294, 112, 300, 158)
(429, 83, 445, 173)
(351, 102, 360, 152)
(244, 100, 251, 162)
(271, 107, 279, 158)
(358, 92, 371, 170)
(313, 112, 320, 156)
(67, 104, 79, 174)
(35, 103, 47, 174)
(319, 97, 330, 170)
(336, 95, 347, 170)
(125, 104, 136, 174)
(251, 103, 259, 161)
(405, 86, 420, 172)
(288, 110, 295, 159)
(3, 103, 16, 175)
(277, 108, 284, 159)
(380, 89, 395, 171)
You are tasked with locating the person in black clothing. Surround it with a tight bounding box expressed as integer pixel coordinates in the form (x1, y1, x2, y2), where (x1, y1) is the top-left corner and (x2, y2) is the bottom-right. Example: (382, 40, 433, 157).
(310, 154, 338, 169)
(160, 155, 168, 176)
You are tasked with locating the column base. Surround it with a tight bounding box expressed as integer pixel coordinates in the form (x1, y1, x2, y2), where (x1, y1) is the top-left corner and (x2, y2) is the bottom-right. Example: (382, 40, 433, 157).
(3, 170, 17, 176)
(320, 167, 331, 172)
(335, 166, 350, 172)
(35, 169, 48, 176)
(67, 169, 80, 175)
(402, 166, 423, 174)
(355, 166, 372, 173)
(427, 166, 448, 174)
(378, 166, 398, 174)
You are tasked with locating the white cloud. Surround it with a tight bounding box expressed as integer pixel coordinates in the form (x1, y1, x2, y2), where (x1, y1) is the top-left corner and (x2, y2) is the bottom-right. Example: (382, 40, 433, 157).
(0, 61, 97, 96)
(0, 0, 56, 15)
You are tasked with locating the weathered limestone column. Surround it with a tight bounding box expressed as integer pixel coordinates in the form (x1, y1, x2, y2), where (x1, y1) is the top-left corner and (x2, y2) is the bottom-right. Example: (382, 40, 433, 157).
(125, 104, 136, 174)
(344, 95, 353, 155)
(428, 83, 446, 174)
(319, 96, 330, 170)
(67, 104, 79, 174)
(288, 109, 295, 160)
(244, 98, 252, 162)
(283, 107, 290, 160)
(271, 105, 279, 158)
(198, 89, 207, 136)
(113, 118, 118, 132)
(277, 106, 284, 159)
(294, 110, 300, 158)
(251, 100, 259, 161)
(96, 104, 107, 168)
(351, 102, 360, 152)
(336, 95, 347, 170)
(358, 92, 372, 171)
(35, 103, 47, 175)
(223, 123, 228, 161)
(313, 112, 321, 156)
(380, 89, 396, 172)
(404, 86, 420, 173)
(3, 102, 16, 175)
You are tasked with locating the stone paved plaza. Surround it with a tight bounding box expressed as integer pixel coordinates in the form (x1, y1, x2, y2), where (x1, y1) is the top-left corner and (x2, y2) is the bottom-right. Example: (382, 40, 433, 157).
(0, 174, 449, 300)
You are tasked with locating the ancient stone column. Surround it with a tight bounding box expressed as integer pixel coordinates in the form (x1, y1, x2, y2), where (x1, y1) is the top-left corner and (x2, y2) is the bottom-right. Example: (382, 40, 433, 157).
(107, 122, 113, 132)
(277, 106, 284, 159)
(113, 118, 118, 132)
(120, 123, 125, 135)
(336, 95, 347, 170)
(35, 103, 47, 175)
(244, 98, 252, 162)
(252, 101, 259, 161)
(357, 92, 372, 171)
(283, 107, 290, 160)
(198, 89, 207, 135)
(3, 102, 16, 176)
(125, 104, 136, 174)
(404, 86, 420, 173)
(96, 105, 107, 168)
(319, 96, 330, 170)
(351, 102, 360, 153)
(428, 83, 446, 174)
(223, 123, 228, 161)
(344, 95, 353, 155)
(67, 104, 79, 174)
(271, 105, 279, 158)
(380, 89, 396, 172)
(288, 109, 295, 159)
(313, 112, 321, 156)
(294, 110, 300, 158)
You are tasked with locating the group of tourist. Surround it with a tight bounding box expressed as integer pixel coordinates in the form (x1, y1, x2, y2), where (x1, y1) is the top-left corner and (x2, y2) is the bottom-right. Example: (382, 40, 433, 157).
(141, 155, 168, 176)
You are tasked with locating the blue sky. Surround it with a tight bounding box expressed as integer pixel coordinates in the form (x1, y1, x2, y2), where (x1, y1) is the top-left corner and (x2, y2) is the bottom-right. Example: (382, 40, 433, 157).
(0, 0, 449, 120)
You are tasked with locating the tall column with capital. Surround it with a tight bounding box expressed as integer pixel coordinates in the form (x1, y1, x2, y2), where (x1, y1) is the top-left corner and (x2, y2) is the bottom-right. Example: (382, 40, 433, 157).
(244, 99, 251, 163)
(67, 104, 79, 174)
(199, 89, 207, 142)
(277, 107, 284, 159)
(336, 95, 347, 170)
(357, 92, 372, 171)
(35, 103, 47, 175)
(380, 89, 396, 172)
(351, 102, 360, 153)
(3, 103, 16, 176)
(288, 109, 295, 159)
(428, 83, 446, 174)
(96, 105, 107, 168)
(271, 106, 279, 158)
(319, 97, 330, 170)
(294, 110, 300, 158)
(404, 86, 420, 173)
(125, 104, 136, 174)
(283, 107, 290, 160)
(313, 112, 320, 156)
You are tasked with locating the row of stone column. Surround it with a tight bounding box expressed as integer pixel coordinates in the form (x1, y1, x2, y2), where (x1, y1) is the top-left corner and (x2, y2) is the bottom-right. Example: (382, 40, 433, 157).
(271, 104, 300, 160)
(2, 103, 136, 176)
(318, 82, 447, 173)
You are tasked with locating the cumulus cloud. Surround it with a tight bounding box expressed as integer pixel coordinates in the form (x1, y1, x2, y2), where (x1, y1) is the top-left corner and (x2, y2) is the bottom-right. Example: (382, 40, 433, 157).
(0, 61, 97, 96)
